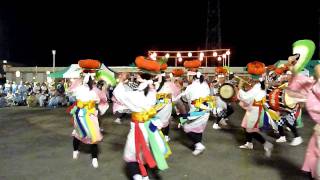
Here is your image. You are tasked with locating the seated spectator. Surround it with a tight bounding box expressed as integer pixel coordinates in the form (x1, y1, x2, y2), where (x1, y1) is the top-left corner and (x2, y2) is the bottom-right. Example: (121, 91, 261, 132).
(47, 91, 67, 108)
(12, 81, 17, 93)
(57, 94, 68, 106)
(39, 93, 48, 107)
(13, 92, 25, 106)
(39, 83, 49, 107)
(4, 80, 12, 94)
(56, 81, 65, 95)
(5, 91, 14, 106)
(0, 93, 7, 108)
(27, 92, 38, 107)
(33, 82, 41, 94)
(66, 93, 76, 106)
(48, 95, 59, 108)
(18, 82, 28, 104)
(0, 85, 3, 94)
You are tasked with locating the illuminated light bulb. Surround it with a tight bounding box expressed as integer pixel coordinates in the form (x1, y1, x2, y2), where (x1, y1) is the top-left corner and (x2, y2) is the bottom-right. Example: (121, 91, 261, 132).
(178, 57, 183, 62)
(152, 52, 157, 60)
(222, 54, 227, 58)
(188, 52, 192, 57)
(213, 52, 218, 57)
(226, 50, 230, 55)
(199, 56, 204, 61)
(177, 52, 181, 58)
(16, 71, 21, 78)
(200, 52, 204, 57)
(150, 52, 157, 60)
(218, 56, 222, 61)
(165, 53, 170, 59)
(46, 71, 50, 75)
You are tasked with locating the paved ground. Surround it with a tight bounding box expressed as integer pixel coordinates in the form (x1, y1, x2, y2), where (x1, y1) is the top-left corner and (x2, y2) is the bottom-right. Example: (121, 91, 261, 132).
(0, 105, 315, 180)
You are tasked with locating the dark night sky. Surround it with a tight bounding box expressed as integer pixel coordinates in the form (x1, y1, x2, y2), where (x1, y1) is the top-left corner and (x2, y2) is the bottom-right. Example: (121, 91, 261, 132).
(0, 1, 318, 67)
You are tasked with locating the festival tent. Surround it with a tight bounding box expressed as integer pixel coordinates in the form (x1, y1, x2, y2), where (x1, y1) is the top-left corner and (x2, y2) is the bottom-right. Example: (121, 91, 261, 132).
(48, 64, 117, 86)
(47, 67, 69, 78)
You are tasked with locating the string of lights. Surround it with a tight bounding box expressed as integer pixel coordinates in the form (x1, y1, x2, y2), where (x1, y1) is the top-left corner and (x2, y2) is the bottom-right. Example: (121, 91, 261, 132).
(147, 49, 231, 67)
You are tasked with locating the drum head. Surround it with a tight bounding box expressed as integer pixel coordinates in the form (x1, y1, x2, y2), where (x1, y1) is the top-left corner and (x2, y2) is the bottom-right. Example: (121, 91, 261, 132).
(284, 91, 297, 109)
(219, 83, 235, 101)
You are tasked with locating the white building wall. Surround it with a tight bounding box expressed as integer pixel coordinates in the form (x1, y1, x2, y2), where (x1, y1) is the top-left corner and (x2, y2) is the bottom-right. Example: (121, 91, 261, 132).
(6, 73, 13, 82)
(4, 66, 248, 83)
(25, 73, 34, 82)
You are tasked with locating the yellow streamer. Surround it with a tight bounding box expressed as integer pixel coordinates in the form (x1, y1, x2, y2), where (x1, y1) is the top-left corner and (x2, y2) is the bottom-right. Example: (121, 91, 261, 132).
(76, 100, 95, 110)
(132, 108, 157, 123)
(156, 93, 172, 100)
(193, 96, 216, 109)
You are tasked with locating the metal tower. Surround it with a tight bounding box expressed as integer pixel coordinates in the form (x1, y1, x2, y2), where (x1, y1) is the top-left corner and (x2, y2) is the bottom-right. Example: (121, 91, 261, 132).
(205, 0, 222, 49)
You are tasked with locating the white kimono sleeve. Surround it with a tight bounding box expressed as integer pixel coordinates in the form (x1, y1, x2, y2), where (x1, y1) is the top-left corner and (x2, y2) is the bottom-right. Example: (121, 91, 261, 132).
(114, 82, 157, 112)
(239, 84, 261, 104)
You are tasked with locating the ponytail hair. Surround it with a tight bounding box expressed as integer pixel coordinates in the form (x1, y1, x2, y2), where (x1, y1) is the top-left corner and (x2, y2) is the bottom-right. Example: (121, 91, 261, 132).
(144, 86, 150, 96)
(140, 73, 152, 96)
(199, 75, 204, 83)
(87, 76, 94, 90)
(156, 77, 166, 92)
(194, 74, 205, 83)
(260, 80, 265, 90)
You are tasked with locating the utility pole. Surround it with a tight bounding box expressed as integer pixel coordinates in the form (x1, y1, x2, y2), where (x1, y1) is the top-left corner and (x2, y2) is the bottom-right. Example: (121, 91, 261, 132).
(52, 50, 56, 72)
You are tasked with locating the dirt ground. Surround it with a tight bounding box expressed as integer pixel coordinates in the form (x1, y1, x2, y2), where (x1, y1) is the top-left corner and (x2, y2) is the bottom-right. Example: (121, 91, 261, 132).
(0, 105, 314, 180)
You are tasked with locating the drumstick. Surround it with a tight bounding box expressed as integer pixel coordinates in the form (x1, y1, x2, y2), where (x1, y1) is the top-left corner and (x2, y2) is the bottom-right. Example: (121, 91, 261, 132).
(234, 75, 252, 86)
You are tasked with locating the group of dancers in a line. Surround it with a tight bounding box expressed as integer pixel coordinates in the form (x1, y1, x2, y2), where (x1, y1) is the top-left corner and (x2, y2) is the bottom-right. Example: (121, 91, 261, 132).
(66, 39, 320, 179)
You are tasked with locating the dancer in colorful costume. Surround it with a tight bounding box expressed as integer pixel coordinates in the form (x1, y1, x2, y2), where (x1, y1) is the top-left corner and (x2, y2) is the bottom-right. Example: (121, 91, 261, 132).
(154, 72, 174, 142)
(112, 72, 131, 124)
(212, 73, 233, 129)
(175, 68, 215, 156)
(169, 69, 189, 127)
(238, 61, 274, 157)
(280, 40, 317, 178)
(266, 68, 303, 145)
(113, 56, 171, 180)
(69, 59, 108, 168)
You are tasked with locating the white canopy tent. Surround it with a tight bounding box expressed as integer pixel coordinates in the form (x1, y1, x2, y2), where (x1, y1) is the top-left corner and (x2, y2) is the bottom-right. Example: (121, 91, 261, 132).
(49, 64, 115, 79)
(48, 63, 117, 86)
(63, 64, 115, 78)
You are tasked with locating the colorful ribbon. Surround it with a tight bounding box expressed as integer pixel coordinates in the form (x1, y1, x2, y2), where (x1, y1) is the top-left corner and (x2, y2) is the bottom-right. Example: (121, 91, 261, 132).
(144, 120, 171, 171)
(132, 108, 157, 123)
(71, 100, 99, 143)
(134, 122, 156, 176)
(191, 96, 216, 110)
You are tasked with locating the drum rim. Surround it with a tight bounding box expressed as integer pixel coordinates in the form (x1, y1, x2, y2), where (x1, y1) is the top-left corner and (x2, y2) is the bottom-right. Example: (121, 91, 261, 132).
(268, 88, 296, 110)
